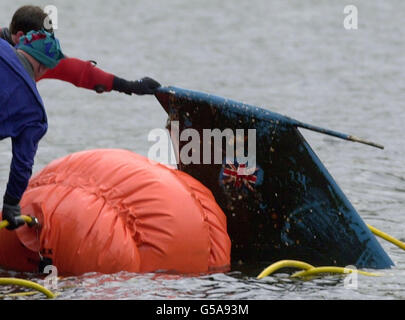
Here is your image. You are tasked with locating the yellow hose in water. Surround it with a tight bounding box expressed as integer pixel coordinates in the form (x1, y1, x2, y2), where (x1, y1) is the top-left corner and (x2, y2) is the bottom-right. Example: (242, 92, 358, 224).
(257, 260, 315, 279)
(291, 266, 381, 278)
(257, 223, 404, 279)
(367, 224, 405, 250)
(0, 278, 55, 299)
(257, 260, 381, 279)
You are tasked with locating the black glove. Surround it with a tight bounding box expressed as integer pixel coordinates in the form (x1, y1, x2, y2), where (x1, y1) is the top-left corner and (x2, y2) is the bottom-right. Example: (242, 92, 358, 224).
(2, 195, 25, 230)
(112, 76, 161, 95)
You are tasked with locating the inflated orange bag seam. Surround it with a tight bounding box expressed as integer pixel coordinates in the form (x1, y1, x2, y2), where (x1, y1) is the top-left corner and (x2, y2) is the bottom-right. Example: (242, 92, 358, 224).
(27, 173, 141, 242)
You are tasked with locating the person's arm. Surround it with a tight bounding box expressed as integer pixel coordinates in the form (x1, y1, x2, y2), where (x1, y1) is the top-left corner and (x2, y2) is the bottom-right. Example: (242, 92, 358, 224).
(2, 27, 161, 95)
(6, 125, 45, 200)
(39, 56, 161, 95)
(2, 124, 47, 230)
(38, 56, 115, 93)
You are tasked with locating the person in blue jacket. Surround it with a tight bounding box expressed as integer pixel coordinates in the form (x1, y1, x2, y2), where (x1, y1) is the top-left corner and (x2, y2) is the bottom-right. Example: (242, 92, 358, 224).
(0, 30, 64, 230)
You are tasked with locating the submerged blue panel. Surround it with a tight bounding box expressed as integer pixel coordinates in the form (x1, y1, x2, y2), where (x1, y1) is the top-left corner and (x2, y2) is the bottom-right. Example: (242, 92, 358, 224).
(155, 86, 393, 269)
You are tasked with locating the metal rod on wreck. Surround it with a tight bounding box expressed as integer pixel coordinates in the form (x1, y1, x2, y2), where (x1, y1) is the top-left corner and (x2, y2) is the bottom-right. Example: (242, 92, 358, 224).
(291, 120, 384, 150)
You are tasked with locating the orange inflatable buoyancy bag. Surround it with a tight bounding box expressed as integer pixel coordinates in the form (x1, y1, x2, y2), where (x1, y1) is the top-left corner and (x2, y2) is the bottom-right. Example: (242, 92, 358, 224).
(0, 149, 231, 275)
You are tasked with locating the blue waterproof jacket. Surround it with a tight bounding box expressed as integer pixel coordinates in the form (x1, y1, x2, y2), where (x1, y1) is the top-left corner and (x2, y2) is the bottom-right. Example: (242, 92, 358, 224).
(0, 38, 48, 201)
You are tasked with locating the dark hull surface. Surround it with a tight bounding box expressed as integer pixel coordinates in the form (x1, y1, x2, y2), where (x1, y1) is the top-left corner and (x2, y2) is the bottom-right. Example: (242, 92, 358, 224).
(155, 86, 393, 269)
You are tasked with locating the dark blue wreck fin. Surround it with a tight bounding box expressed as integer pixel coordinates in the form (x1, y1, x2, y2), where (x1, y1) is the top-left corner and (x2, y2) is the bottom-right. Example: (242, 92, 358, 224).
(155, 86, 393, 269)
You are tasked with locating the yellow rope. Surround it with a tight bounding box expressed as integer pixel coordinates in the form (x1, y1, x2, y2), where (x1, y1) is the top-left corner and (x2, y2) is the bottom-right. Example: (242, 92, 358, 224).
(0, 215, 34, 230)
(367, 224, 405, 250)
(0, 291, 40, 298)
(0, 278, 55, 299)
(257, 260, 315, 279)
(257, 223, 404, 279)
(292, 266, 381, 278)
(0, 291, 60, 298)
(257, 260, 381, 279)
